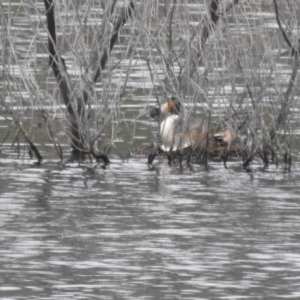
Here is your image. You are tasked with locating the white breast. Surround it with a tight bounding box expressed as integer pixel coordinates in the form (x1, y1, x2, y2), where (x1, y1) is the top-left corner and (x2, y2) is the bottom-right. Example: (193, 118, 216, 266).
(160, 115, 180, 152)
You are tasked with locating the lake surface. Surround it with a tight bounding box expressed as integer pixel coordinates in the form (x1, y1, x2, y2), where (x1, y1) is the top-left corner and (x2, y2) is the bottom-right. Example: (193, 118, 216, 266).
(1, 158, 300, 299)
(1, 1, 300, 299)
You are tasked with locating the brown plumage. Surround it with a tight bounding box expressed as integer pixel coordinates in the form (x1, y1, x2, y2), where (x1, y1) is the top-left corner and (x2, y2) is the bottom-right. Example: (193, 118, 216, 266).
(148, 97, 242, 165)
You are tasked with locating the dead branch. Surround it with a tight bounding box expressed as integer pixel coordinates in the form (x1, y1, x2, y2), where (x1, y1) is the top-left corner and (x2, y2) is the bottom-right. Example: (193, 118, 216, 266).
(44, 0, 83, 160)
(276, 53, 299, 129)
(1, 98, 43, 164)
(93, 1, 135, 83)
(43, 0, 134, 164)
(273, 0, 298, 56)
(41, 110, 63, 162)
(181, 0, 240, 93)
(200, 0, 239, 57)
(273, 0, 300, 129)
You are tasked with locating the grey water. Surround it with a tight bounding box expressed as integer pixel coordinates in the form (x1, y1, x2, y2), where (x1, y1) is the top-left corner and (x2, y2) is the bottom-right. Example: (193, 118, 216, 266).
(1, 159, 300, 299)
(1, 1, 300, 299)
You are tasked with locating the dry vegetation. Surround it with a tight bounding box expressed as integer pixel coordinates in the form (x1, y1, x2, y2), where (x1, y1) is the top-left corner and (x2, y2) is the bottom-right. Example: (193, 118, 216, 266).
(1, 0, 300, 170)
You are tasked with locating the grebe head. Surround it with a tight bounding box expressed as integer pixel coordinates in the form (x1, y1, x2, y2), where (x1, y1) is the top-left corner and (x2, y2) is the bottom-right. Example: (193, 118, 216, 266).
(150, 97, 182, 118)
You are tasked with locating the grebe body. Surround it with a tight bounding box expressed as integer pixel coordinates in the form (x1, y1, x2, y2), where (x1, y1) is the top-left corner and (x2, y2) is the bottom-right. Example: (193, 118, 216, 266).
(149, 97, 240, 165)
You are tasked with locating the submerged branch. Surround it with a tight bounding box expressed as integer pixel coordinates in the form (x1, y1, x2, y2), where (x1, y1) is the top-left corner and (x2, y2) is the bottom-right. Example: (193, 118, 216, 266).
(44, 0, 84, 158)
(41, 110, 63, 162)
(90, 147, 110, 167)
(1, 98, 43, 164)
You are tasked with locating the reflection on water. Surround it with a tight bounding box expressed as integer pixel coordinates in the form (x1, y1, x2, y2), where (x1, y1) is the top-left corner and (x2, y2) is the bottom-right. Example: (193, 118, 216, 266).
(1, 158, 300, 299)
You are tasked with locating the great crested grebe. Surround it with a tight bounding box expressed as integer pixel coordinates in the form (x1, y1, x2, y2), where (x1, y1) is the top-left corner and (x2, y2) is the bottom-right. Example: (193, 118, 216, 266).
(148, 97, 236, 165)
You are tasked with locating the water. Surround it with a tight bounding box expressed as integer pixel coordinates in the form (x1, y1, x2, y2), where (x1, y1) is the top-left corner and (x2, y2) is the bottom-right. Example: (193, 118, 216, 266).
(2, 1, 300, 299)
(1, 157, 300, 299)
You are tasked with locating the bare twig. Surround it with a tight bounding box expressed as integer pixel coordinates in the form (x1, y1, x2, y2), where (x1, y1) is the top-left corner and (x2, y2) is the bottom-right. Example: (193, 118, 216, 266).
(1, 98, 43, 164)
(41, 110, 63, 162)
(276, 52, 299, 128)
(181, 0, 240, 93)
(44, 0, 83, 160)
(273, 0, 298, 56)
(273, 0, 300, 129)
(93, 1, 135, 83)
